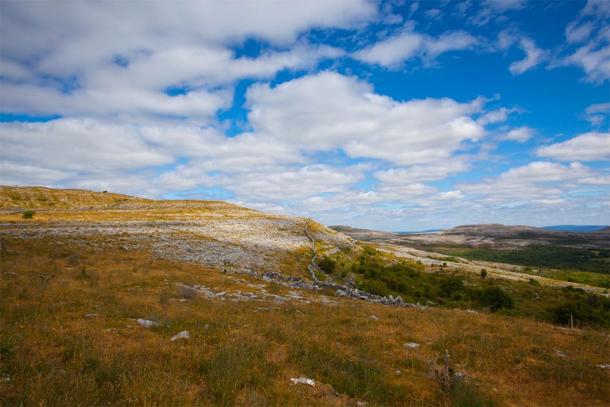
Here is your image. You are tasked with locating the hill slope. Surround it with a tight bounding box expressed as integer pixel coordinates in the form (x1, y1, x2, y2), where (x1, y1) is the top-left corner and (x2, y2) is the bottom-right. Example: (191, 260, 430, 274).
(1, 187, 609, 406)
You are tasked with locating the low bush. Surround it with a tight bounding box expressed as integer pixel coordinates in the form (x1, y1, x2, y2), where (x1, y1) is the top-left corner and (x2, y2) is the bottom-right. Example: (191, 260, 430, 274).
(477, 287, 514, 312)
(549, 296, 610, 327)
(22, 210, 35, 219)
(317, 256, 336, 274)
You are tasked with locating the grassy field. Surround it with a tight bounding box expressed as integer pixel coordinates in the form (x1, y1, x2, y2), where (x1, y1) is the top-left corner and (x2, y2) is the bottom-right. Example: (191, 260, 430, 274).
(1, 236, 610, 406)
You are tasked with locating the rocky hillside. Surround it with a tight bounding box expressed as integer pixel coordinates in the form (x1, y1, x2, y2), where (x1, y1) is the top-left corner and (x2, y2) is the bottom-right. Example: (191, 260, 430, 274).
(0, 186, 355, 290)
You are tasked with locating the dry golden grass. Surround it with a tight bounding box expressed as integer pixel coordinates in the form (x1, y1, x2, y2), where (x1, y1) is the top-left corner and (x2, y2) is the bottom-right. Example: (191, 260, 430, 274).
(0, 186, 263, 223)
(1, 236, 609, 406)
(0, 185, 149, 209)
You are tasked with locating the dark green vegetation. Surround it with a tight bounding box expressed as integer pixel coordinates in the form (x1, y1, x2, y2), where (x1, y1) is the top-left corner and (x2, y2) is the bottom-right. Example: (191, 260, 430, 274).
(320, 246, 610, 328)
(440, 245, 610, 274)
(21, 210, 35, 219)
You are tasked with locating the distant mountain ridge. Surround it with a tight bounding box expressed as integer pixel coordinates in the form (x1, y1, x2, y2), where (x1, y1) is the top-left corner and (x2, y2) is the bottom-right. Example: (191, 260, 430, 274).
(542, 225, 608, 233)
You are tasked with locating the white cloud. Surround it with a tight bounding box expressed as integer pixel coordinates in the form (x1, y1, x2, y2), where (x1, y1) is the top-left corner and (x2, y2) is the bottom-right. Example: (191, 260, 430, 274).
(245, 71, 485, 165)
(0, 1, 372, 120)
(375, 160, 469, 185)
(213, 164, 365, 201)
(566, 21, 594, 44)
(509, 37, 545, 75)
(477, 107, 514, 125)
(563, 41, 610, 82)
(353, 28, 476, 68)
(0, 44, 347, 120)
(438, 190, 464, 199)
(354, 31, 423, 67)
(470, 0, 527, 26)
(0, 161, 72, 186)
(537, 132, 610, 161)
(560, 0, 610, 82)
(497, 29, 545, 75)
(424, 9, 443, 20)
(0, 0, 374, 69)
(501, 126, 533, 142)
(0, 71, 496, 210)
(0, 119, 173, 173)
(582, 0, 610, 18)
(459, 161, 606, 203)
(583, 102, 610, 126)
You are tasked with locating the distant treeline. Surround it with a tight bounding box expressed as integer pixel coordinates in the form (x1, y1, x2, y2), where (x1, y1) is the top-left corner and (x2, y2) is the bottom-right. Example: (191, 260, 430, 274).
(442, 245, 610, 274)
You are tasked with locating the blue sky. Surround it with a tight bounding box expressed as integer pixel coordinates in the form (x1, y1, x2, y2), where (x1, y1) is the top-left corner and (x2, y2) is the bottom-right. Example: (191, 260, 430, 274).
(0, 0, 609, 230)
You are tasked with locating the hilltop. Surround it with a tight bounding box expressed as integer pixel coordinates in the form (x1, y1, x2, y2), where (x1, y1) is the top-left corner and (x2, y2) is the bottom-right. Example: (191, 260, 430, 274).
(1, 187, 609, 406)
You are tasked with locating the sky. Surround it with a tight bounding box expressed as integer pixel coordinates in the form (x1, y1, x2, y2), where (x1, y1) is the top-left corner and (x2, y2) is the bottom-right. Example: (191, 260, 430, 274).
(0, 0, 609, 231)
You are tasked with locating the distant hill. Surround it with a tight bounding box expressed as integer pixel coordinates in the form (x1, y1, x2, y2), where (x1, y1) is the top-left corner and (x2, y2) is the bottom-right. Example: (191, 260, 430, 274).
(543, 225, 608, 233)
(397, 229, 442, 235)
(444, 224, 561, 238)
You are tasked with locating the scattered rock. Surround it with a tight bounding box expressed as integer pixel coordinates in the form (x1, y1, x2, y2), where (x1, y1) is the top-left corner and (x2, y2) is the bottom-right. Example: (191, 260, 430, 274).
(597, 364, 610, 369)
(290, 376, 315, 387)
(84, 313, 101, 318)
(370, 315, 379, 321)
(171, 330, 190, 341)
(404, 342, 420, 349)
(176, 283, 200, 299)
(137, 319, 160, 328)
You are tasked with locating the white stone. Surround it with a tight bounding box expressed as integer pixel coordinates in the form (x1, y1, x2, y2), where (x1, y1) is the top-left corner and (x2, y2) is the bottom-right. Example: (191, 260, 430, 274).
(137, 319, 160, 328)
(290, 377, 315, 386)
(171, 330, 190, 341)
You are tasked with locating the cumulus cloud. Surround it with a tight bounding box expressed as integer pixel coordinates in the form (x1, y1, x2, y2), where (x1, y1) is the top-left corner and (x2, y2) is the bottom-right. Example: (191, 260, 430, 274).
(459, 161, 608, 203)
(0, 0, 374, 67)
(438, 190, 464, 200)
(245, 71, 485, 165)
(501, 126, 533, 142)
(0, 71, 496, 208)
(0, 1, 371, 120)
(0, 119, 172, 174)
(375, 160, 469, 185)
(537, 132, 610, 161)
(353, 28, 477, 68)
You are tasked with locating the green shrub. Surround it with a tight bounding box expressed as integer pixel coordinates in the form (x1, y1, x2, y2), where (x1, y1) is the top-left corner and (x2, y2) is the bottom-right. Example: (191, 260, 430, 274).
(438, 276, 465, 299)
(359, 279, 390, 297)
(22, 210, 35, 219)
(477, 287, 514, 312)
(318, 256, 336, 274)
(548, 296, 610, 327)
